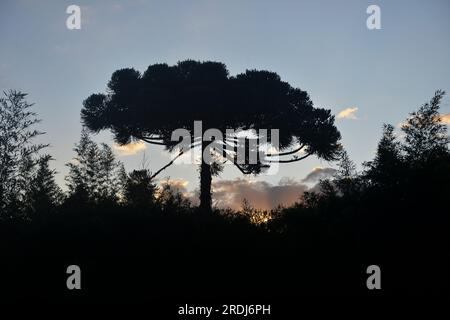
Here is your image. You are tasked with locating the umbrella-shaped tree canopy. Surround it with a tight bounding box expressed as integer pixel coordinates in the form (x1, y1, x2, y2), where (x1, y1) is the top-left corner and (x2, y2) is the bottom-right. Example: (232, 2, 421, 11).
(81, 60, 341, 212)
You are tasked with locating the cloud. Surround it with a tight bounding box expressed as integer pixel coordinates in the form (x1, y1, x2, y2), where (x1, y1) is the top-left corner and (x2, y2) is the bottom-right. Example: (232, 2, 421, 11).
(302, 167, 336, 184)
(397, 120, 409, 129)
(337, 107, 358, 120)
(398, 113, 450, 129)
(158, 179, 202, 205)
(160, 167, 338, 210)
(159, 178, 190, 195)
(158, 165, 340, 210)
(114, 141, 146, 156)
(439, 113, 450, 125)
(211, 178, 308, 211)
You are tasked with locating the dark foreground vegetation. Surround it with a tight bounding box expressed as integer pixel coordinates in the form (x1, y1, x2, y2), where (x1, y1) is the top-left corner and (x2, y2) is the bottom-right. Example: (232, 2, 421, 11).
(1, 89, 449, 300)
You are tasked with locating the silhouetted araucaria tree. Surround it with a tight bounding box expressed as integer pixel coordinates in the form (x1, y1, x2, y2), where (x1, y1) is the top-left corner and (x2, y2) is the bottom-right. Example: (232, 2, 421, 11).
(81, 60, 341, 212)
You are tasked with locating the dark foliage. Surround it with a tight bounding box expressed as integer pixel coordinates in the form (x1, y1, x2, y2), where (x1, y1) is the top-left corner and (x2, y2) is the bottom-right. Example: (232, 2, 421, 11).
(1, 90, 449, 299)
(0, 90, 48, 219)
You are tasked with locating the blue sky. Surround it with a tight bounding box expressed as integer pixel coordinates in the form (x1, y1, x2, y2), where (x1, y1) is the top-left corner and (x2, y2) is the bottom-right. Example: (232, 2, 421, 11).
(1, 0, 449, 208)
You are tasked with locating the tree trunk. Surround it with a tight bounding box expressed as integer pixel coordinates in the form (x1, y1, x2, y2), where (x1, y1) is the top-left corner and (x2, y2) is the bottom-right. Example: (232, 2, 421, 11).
(199, 141, 212, 213)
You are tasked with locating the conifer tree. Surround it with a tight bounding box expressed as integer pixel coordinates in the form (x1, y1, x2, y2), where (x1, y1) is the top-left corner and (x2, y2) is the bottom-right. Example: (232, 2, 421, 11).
(66, 129, 98, 202)
(334, 149, 358, 196)
(29, 155, 63, 215)
(66, 130, 124, 204)
(402, 90, 449, 164)
(364, 124, 404, 189)
(124, 169, 156, 208)
(0, 90, 47, 219)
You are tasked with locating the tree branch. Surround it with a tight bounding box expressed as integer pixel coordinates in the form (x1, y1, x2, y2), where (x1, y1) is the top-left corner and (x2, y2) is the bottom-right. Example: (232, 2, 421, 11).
(265, 144, 305, 157)
(221, 147, 252, 174)
(138, 136, 167, 145)
(266, 152, 313, 163)
(149, 142, 201, 180)
(149, 151, 184, 180)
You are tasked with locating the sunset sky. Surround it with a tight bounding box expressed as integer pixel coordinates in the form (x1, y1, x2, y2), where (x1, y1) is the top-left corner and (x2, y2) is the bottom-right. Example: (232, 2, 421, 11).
(1, 0, 449, 209)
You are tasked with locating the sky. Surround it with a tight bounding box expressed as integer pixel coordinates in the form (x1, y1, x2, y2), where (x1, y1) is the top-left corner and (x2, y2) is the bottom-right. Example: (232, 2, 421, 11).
(1, 0, 449, 210)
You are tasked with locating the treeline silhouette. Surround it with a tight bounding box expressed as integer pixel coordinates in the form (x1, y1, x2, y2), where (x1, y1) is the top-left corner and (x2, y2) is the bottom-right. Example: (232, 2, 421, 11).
(0, 90, 449, 299)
